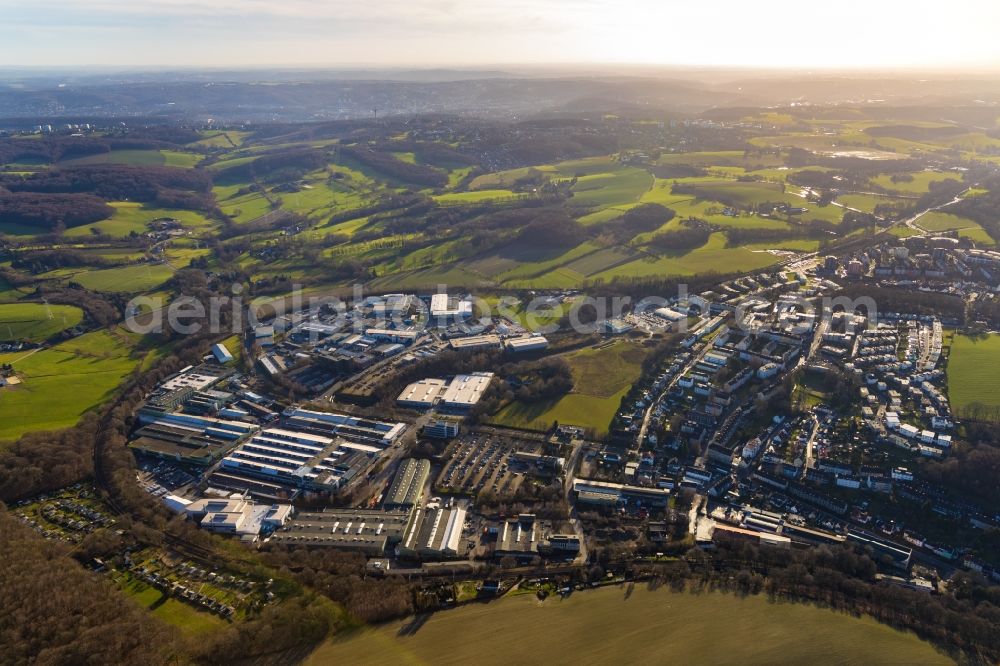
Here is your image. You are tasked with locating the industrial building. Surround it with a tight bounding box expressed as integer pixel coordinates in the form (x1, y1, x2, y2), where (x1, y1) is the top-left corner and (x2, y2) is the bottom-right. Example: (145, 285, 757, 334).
(181, 494, 292, 539)
(253, 325, 275, 346)
(129, 414, 257, 466)
(384, 458, 430, 509)
(218, 427, 384, 496)
(604, 319, 633, 335)
(399, 502, 467, 559)
(448, 334, 501, 351)
(430, 293, 473, 321)
(139, 412, 257, 438)
(495, 514, 539, 560)
(439, 372, 494, 411)
(654, 307, 688, 323)
(848, 530, 913, 569)
(364, 328, 420, 345)
(573, 478, 670, 507)
(708, 522, 792, 549)
(158, 364, 232, 394)
(505, 335, 549, 353)
(130, 400, 260, 465)
(541, 534, 582, 556)
(282, 408, 406, 447)
(138, 365, 235, 422)
(211, 343, 234, 364)
(396, 378, 448, 409)
(268, 508, 413, 555)
(397, 373, 494, 412)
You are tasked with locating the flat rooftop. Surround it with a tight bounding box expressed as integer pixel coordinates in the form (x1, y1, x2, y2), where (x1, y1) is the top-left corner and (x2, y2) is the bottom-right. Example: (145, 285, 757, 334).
(440, 372, 494, 409)
(449, 334, 500, 350)
(269, 508, 413, 551)
(397, 378, 448, 407)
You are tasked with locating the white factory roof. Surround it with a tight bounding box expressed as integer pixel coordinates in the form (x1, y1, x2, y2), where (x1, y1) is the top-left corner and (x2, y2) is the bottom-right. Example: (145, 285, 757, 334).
(449, 334, 501, 350)
(431, 293, 473, 318)
(505, 335, 549, 351)
(161, 371, 224, 392)
(397, 378, 448, 407)
(258, 427, 336, 446)
(162, 494, 193, 513)
(365, 327, 419, 340)
(654, 307, 688, 322)
(441, 372, 494, 408)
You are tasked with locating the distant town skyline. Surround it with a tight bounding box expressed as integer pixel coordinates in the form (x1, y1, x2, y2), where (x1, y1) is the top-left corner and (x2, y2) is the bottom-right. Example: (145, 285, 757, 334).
(3, 0, 1000, 70)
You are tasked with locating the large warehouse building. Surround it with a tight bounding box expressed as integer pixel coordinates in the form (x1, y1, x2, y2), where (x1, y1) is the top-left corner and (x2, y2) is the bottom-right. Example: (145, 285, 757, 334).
(268, 508, 414, 555)
(430, 293, 473, 321)
(396, 378, 448, 409)
(439, 372, 494, 411)
(399, 502, 467, 559)
(505, 335, 549, 353)
(282, 408, 406, 447)
(218, 427, 384, 496)
(384, 458, 430, 509)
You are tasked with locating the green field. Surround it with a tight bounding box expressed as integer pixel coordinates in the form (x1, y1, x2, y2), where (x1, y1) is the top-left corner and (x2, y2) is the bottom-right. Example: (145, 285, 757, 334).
(433, 189, 520, 205)
(871, 171, 962, 195)
(0, 303, 84, 341)
(491, 340, 646, 433)
(308, 586, 951, 666)
(218, 190, 274, 223)
(915, 211, 994, 245)
(836, 193, 914, 215)
(651, 196, 793, 231)
(0, 330, 150, 441)
(947, 333, 1000, 412)
(574, 233, 802, 284)
(470, 157, 652, 211)
(65, 202, 215, 237)
(72, 263, 175, 292)
(566, 167, 652, 209)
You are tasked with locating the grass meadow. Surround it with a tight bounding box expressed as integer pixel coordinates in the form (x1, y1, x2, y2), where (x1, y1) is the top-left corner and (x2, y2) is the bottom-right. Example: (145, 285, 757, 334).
(0, 303, 84, 341)
(947, 333, 1000, 412)
(307, 586, 951, 666)
(0, 330, 153, 441)
(490, 340, 646, 434)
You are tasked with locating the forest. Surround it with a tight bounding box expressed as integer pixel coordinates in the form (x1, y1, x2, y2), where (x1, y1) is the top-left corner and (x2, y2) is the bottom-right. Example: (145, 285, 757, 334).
(0, 191, 112, 230)
(1, 165, 214, 210)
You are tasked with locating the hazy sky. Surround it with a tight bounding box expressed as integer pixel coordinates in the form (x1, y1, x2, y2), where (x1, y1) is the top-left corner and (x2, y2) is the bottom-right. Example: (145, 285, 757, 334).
(3, 0, 1000, 70)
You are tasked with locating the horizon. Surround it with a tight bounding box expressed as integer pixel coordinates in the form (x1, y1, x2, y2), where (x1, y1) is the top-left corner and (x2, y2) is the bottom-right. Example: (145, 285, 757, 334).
(5, 62, 1000, 82)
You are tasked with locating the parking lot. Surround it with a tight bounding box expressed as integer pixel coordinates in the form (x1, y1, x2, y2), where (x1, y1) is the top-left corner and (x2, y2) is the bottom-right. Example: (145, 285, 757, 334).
(435, 433, 544, 497)
(136, 457, 199, 498)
